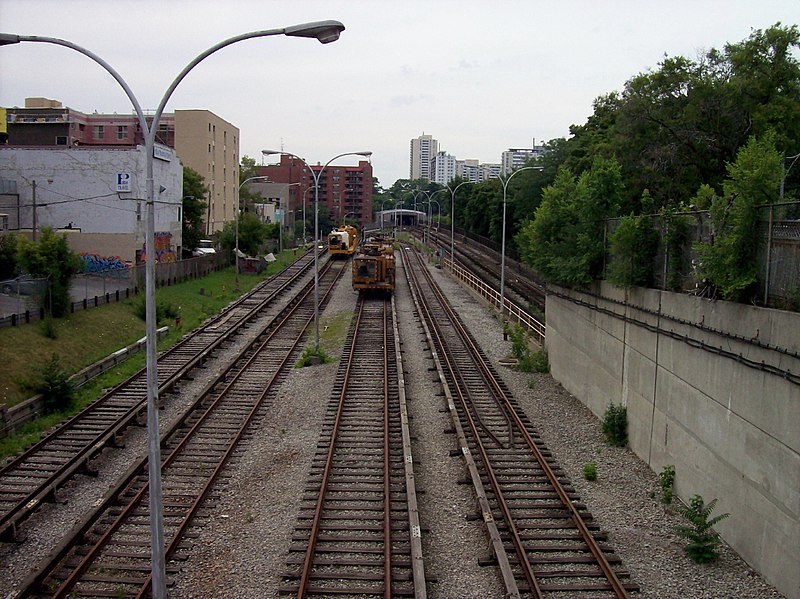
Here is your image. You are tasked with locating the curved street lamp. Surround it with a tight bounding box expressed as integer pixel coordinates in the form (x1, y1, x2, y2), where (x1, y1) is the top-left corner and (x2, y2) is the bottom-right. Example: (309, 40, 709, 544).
(261, 149, 371, 350)
(499, 166, 543, 315)
(0, 20, 345, 597)
(447, 180, 471, 271)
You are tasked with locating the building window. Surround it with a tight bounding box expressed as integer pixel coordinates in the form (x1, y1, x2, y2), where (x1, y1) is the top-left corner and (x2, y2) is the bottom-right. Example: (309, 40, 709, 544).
(117, 125, 128, 140)
(55, 136, 68, 145)
(93, 125, 104, 140)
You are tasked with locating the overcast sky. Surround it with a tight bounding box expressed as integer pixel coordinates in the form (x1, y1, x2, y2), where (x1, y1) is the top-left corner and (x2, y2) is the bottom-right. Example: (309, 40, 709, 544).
(0, 0, 796, 186)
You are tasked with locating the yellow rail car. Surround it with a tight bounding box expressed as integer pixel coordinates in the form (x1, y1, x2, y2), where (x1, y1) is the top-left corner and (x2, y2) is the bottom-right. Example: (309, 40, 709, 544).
(352, 236, 395, 294)
(328, 225, 359, 257)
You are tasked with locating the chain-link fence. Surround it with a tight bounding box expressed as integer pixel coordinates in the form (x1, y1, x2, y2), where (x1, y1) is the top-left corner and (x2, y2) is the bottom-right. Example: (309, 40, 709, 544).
(604, 202, 800, 306)
(0, 254, 227, 328)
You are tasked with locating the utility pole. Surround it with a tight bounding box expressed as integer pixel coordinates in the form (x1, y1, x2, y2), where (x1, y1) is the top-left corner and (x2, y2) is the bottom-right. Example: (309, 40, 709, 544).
(31, 180, 37, 241)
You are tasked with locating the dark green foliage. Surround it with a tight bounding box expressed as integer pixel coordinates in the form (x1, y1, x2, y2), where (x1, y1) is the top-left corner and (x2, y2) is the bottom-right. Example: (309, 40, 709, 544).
(695, 132, 782, 301)
(218, 212, 277, 257)
(0, 233, 18, 280)
(606, 213, 660, 288)
(131, 295, 179, 326)
(16, 227, 82, 317)
(583, 462, 598, 481)
(182, 166, 209, 253)
(28, 353, 75, 414)
(674, 494, 730, 563)
(660, 464, 676, 504)
(663, 209, 694, 291)
(601, 403, 628, 447)
(40, 316, 58, 340)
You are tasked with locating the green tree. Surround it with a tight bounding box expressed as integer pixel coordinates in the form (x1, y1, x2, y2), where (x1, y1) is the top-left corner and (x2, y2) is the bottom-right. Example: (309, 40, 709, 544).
(607, 213, 660, 287)
(239, 155, 265, 213)
(182, 166, 208, 253)
(0, 233, 18, 280)
(696, 132, 782, 301)
(517, 157, 623, 287)
(219, 212, 276, 257)
(16, 227, 82, 317)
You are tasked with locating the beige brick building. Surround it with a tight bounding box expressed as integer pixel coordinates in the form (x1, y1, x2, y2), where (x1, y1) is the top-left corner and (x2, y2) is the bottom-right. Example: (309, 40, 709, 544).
(174, 110, 240, 235)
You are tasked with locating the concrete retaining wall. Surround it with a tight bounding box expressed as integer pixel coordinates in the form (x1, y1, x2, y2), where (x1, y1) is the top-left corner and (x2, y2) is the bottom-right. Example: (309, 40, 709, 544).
(546, 283, 800, 599)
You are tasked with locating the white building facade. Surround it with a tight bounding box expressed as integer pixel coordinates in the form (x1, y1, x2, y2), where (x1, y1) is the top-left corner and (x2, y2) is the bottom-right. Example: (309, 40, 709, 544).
(431, 151, 457, 185)
(409, 133, 438, 181)
(0, 145, 183, 264)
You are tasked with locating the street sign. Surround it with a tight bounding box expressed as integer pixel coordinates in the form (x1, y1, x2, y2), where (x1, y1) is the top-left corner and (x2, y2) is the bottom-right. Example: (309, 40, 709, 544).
(116, 172, 132, 192)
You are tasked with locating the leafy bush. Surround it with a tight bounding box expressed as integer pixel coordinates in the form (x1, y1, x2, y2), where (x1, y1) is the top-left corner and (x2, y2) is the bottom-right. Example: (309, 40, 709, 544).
(583, 462, 598, 481)
(295, 345, 331, 368)
(659, 464, 676, 504)
(508, 324, 549, 373)
(601, 403, 628, 447)
(674, 494, 730, 563)
(132, 295, 179, 325)
(16, 228, 82, 317)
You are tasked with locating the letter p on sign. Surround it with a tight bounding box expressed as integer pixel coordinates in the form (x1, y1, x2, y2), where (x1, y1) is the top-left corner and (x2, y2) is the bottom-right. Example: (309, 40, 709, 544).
(116, 172, 132, 192)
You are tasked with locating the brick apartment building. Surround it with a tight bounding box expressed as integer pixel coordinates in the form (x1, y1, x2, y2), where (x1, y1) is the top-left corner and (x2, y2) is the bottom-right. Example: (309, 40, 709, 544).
(258, 153, 373, 232)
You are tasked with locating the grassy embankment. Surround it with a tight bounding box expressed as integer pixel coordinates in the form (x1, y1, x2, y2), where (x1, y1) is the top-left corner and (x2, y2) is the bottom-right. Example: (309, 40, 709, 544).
(0, 251, 307, 458)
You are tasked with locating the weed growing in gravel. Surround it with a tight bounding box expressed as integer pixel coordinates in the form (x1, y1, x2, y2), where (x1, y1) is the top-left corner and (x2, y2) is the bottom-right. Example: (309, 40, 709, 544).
(674, 494, 730, 563)
(582, 462, 598, 481)
(601, 403, 628, 447)
(296, 345, 332, 367)
(527, 378, 537, 389)
(507, 324, 549, 373)
(660, 464, 676, 504)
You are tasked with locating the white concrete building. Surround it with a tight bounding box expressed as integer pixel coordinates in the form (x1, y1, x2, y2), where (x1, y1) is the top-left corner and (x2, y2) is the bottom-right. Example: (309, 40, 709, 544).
(0, 145, 182, 264)
(501, 143, 548, 175)
(409, 133, 438, 181)
(431, 151, 457, 185)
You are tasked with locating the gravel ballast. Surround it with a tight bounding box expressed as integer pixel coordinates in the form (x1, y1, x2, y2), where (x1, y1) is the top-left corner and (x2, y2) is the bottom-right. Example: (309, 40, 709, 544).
(171, 254, 784, 598)
(2, 254, 783, 598)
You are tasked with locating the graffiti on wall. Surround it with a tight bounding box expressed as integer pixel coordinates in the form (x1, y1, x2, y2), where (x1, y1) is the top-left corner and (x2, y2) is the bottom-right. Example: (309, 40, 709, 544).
(80, 253, 130, 273)
(139, 231, 177, 264)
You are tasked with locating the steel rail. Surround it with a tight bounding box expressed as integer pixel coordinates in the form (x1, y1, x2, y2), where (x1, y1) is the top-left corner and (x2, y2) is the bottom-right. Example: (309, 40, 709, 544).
(381, 298, 393, 599)
(404, 244, 632, 597)
(296, 296, 364, 597)
(0, 249, 319, 542)
(421, 251, 631, 597)
(14, 258, 345, 598)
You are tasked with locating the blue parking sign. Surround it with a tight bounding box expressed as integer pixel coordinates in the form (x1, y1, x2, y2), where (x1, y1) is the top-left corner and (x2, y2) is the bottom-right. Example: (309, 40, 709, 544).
(116, 172, 131, 192)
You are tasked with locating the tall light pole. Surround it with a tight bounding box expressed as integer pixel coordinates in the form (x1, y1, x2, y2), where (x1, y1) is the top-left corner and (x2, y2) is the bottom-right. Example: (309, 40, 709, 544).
(447, 180, 470, 271)
(499, 166, 543, 315)
(262, 149, 371, 350)
(0, 20, 346, 598)
(237, 175, 271, 291)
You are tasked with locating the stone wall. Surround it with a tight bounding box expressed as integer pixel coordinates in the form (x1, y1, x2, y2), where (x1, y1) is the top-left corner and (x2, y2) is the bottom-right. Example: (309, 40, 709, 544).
(546, 283, 800, 599)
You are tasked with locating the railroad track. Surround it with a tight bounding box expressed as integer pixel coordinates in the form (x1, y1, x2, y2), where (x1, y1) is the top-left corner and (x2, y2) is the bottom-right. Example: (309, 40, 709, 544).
(279, 293, 425, 598)
(423, 227, 546, 312)
(12, 257, 348, 598)
(402, 244, 638, 598)
(0, 249, 322, 543)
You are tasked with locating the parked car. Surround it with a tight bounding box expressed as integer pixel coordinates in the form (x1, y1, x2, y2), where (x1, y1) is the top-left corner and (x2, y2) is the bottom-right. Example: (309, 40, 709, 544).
(192, 239, 217, 257)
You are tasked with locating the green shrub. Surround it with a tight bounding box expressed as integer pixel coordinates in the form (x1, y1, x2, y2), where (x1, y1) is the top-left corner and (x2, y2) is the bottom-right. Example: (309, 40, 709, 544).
(30, 353, 75, 414)
(508, 324, 549, 373)
(40, 315, 58, 340)
(131, 295, 179, 325)
(660, 464, 676, 504)
(601, 403, 628, 447)
(674, 494, 730, 563)
(583, 462, 598, 481)
(295, 345, 331, 368)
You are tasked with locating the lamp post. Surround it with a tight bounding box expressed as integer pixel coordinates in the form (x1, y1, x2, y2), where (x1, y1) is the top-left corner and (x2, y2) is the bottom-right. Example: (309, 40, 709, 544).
(499, 166, 543, 315)
(0, 21, 346, 598)
(447, 180, 470, 271)
(301, 185, 316, 245)
(237, 175, 271, 291)
(262, 149, 371, 350)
